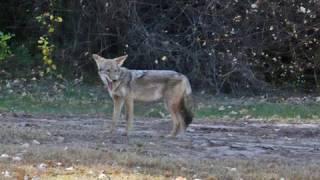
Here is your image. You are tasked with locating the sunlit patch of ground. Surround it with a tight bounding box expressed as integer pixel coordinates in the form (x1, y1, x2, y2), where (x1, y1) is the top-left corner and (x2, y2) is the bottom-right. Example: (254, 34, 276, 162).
(0, 163, 172, 180)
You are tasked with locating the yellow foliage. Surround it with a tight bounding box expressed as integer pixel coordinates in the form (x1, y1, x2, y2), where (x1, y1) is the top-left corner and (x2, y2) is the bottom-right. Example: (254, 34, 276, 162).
(55, 17, 63, 23)
(48, 27, 55, 33)
(36, 0, 62, 74)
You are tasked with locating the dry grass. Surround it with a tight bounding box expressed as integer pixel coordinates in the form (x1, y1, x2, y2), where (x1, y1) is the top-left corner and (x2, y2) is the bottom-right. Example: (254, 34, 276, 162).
(1, 144, 320, 179)
(0, 163, 170, 180)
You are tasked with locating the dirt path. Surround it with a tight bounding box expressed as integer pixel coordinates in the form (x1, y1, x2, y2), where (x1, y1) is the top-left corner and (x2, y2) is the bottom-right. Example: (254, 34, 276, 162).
(1, 113, 320, 163)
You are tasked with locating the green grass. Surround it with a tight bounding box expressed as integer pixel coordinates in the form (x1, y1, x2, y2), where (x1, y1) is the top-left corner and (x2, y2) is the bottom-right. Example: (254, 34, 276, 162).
(1, 80, 320, 121)
(0, 95, 109, 115)
(0, 80, 112, 116)
(196, 102, 320, 120)
(0, 80, 170, 118)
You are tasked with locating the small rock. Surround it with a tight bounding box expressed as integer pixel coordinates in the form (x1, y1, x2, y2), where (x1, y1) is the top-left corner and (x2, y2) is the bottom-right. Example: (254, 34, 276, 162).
(98, 173, 107, 179)
(12, 156, 22, 161)
(251, 3, 258, 8)
(13, 79, 20, 84)
(239, 109, 248, 114)
(38, 163, 47, 170)
(223, 115, 230, 119)
(0, 154, 10, 159)
(218, 106, 225, 111)
(2, 170, 11, 177)
(274, 128, 280, 132)
(32, 140, 41, 145)
(230, 111, 238, 115)
(6, 83, 11, 88)
(186, 128, 195, 132)
(230, 168, 237, 171)
(21, 143, 30, 148)
(57, 136, 65, 143)
(284, 137, 292, 141)
(46, 131, 52, 136)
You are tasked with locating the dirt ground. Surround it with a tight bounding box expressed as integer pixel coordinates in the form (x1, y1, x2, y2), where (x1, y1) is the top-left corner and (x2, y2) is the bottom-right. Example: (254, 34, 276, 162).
(0, 113, 320, 179)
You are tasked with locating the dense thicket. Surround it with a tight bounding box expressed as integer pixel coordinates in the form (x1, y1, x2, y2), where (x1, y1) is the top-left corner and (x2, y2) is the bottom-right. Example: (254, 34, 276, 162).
(1, 0, 320, 94)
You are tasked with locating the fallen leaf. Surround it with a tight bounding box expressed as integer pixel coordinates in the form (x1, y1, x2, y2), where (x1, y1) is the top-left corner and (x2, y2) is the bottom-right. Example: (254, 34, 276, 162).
(175, 176, 187, 180)
(65, 166, 74, 171)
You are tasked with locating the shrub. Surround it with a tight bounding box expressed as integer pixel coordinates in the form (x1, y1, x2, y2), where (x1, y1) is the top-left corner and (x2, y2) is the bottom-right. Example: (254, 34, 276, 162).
(0, 31, 13, 61)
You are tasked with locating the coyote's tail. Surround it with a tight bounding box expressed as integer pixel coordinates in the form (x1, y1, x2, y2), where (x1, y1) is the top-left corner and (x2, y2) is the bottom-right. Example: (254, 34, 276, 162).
(180, 78, 194, 128)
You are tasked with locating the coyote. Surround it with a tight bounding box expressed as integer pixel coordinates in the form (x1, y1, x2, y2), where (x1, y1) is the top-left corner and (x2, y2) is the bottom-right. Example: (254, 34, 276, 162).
(92, 54, 193, 137)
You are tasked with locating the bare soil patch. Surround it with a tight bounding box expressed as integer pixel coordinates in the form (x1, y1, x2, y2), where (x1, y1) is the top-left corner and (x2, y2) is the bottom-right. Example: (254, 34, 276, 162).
(0, 113, 320, 179)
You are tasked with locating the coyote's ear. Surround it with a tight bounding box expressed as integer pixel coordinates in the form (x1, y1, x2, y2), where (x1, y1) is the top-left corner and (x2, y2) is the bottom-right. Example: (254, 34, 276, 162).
(92, 54, 108, 64)
(114, 55, 128, 66)
(92, 54, 102, 63)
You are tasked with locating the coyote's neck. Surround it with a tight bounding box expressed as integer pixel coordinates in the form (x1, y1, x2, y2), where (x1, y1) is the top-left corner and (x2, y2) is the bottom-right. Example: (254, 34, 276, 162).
(106, 68, 131, 97)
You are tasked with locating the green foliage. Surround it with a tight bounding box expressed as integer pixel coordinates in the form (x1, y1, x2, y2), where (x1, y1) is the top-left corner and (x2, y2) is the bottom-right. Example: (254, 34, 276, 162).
(0, 31, 13, 61)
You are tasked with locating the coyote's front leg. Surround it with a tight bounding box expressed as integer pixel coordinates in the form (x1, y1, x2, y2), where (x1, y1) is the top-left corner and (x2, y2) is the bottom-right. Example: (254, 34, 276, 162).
(110, 96, 124, 133)
(125, 98, 134, 136)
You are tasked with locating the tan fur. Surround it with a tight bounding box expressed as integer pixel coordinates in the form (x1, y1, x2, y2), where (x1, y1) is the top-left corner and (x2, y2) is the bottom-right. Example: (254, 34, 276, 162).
(92, 54, 193, 137)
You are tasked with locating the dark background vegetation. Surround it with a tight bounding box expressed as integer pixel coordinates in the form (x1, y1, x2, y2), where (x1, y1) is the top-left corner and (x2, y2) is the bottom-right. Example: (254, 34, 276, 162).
(0, 0, 320, 95)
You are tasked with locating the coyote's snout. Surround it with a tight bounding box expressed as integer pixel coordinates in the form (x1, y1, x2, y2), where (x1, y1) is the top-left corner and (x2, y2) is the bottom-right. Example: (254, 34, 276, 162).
(92, 54, 193, 137)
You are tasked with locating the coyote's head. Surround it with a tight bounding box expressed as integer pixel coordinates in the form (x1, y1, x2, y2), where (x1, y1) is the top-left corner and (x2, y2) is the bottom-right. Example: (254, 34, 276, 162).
(92, 54, 128, 89)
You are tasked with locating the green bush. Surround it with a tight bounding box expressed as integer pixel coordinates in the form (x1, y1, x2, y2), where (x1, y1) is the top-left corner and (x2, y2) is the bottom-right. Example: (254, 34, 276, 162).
(13, 45, 34, 66)
(0, 31, 13, 61)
